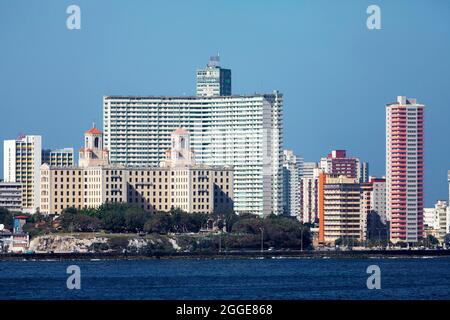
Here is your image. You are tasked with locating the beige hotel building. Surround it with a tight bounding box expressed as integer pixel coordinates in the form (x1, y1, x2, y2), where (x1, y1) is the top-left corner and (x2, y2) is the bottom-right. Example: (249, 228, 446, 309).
(40, 126, 233, 215)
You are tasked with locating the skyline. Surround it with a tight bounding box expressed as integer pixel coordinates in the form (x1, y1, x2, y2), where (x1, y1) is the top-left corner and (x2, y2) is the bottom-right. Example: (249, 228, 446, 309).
(1, 0, 450, 206)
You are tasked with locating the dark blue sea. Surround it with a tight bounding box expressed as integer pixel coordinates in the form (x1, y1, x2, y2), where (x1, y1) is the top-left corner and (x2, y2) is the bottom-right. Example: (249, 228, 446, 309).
(1, 257, 449, 300)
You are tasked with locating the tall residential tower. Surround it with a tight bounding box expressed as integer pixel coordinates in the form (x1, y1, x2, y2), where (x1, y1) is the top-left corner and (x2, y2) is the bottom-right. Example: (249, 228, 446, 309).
(283, 150, 302, 218)
(386, 96, 425, 243)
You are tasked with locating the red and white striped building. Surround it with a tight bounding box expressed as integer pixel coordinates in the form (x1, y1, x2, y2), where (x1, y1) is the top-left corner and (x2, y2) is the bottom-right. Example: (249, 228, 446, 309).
(386, 96, 425, 243)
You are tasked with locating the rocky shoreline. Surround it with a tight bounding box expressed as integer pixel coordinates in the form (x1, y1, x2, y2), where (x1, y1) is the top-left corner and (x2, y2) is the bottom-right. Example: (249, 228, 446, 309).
(1, 249, 450, 261)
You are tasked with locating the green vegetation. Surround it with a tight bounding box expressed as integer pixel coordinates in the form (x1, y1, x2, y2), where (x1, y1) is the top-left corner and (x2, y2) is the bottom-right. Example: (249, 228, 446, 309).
(57, 204, 212, 234)
(418, 234, 440, 247)
(0, 204, 313, 252)
(334, 237, 362, 248)
(0, 207, 14, 230)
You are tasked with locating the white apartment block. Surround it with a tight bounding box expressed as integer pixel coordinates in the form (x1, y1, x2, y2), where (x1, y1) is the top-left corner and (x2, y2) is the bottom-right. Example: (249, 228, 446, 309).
(302, 162, 318, 179)
(361, 177, 386, 241)
(283, 150, 302, 218)
(3, 135, 42, 213)
(370, 177, 387, 224)
(103, 92, 284, 216)
(300, 165, 321, 224)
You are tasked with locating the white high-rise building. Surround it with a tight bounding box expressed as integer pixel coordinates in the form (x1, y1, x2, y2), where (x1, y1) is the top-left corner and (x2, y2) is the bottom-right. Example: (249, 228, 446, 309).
(3, 135, 42, 213)
(370, 178, 387, 223)
(302, 162, 318, 179)
(283, 150, 302, 218)
(103, 92, 284, 216)
(361, 177, 386, 241)
(300, 165, 321, 224)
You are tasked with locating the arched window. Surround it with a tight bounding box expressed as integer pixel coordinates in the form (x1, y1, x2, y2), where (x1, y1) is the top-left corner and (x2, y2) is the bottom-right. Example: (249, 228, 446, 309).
(181, 137, 185, 148)
(94, 137, 99, 148)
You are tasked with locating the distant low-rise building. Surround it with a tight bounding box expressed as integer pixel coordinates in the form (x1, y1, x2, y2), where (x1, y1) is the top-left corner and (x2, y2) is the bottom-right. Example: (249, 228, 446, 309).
(0, 216, 30, 253)
(424, 200, 448, 242)
(0, 181, 22, 212)
(448, 171, 450, 238)
(0, 226, 12, 253)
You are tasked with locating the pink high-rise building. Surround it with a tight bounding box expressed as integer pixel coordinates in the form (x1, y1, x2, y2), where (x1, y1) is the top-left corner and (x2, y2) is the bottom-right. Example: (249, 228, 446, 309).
(386, 96, 425, 243)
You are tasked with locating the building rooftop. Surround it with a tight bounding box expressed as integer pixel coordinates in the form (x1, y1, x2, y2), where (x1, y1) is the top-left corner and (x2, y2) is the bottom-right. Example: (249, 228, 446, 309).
(174, 128, 189, 135)
(85, 127, 102, 135)
(41, 163, 233, 171)
(103, 92, 282, 100)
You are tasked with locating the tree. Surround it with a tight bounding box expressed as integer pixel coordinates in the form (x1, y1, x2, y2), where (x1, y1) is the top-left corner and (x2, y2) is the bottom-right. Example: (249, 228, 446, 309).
(263, 215, 311, 249)
(96, 203, 141, 232)
(419, 234, 440, 247)
(232, 215, 263, 234)
(144, 212, 172, 234)
(212, 206, 239, 232)
(230, 214, 312, 249)
(59, 208, 102, 232)
(124, 206, 149, 232)
(444, 234, 450, 246)
(101, 210, 125, 232)
(335, 237, 361, 248)
(169, 208, 208, 233)
(0, 207, 13, 230)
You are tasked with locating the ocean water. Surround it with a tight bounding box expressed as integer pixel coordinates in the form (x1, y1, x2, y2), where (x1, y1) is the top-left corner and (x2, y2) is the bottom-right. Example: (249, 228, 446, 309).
(0, 257, 449, 300)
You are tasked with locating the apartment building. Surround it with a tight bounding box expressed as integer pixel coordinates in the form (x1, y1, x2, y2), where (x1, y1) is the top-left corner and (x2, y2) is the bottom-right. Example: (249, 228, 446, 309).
(386, 96, 425, 243)
(3, 135, 42, 213)
(103, 92, 283, 216)
(318, 174, 362, 244)
(0, 182, 22, 212)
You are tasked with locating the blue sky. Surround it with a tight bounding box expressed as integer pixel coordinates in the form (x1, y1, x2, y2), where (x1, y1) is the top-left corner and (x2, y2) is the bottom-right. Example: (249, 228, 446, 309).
(0, 0, 449, 206)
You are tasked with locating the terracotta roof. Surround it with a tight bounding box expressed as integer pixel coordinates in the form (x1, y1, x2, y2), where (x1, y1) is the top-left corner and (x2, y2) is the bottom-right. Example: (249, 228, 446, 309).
(173, 128, 189, 135)
(85, 127, 102, 135)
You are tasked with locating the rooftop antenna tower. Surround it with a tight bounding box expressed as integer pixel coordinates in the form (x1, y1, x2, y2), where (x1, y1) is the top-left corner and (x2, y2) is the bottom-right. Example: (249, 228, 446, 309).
(208, 53, 220, 67)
